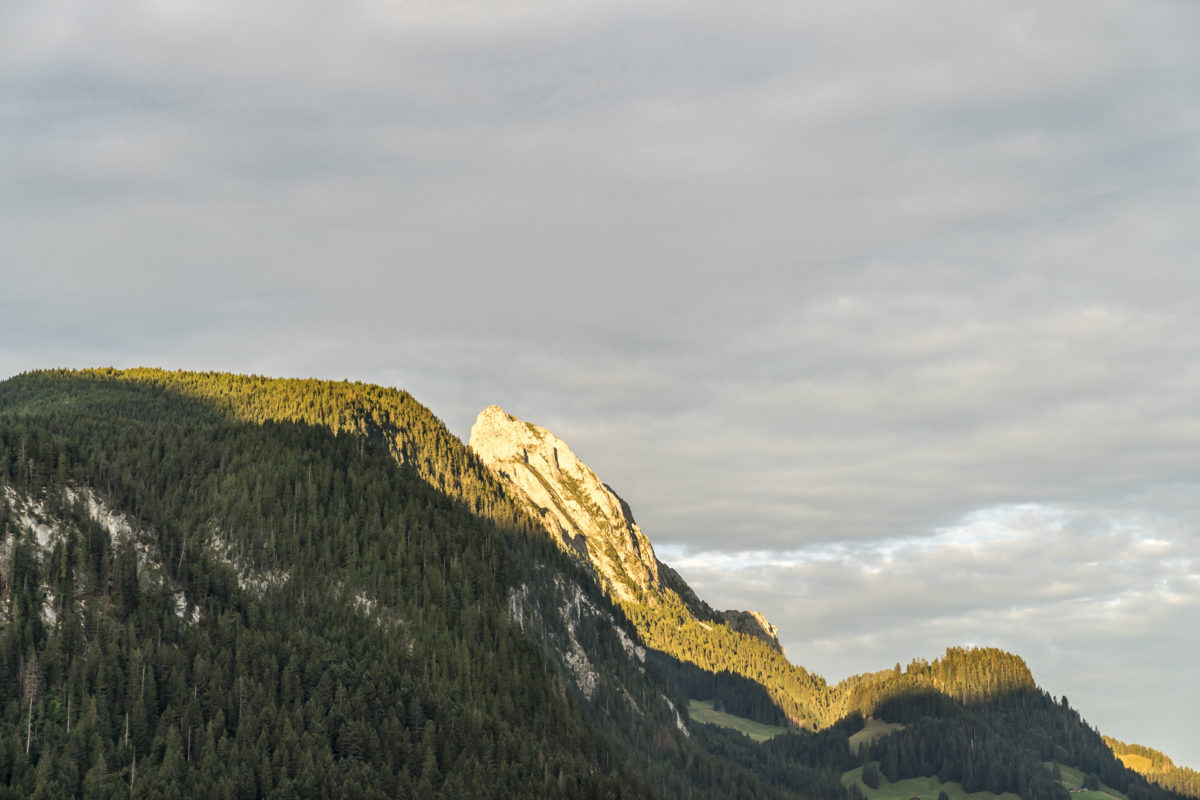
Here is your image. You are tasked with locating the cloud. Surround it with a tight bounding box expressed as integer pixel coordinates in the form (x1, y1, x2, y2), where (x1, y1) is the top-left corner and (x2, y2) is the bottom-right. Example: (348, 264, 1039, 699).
(3, 0, 1198, 768)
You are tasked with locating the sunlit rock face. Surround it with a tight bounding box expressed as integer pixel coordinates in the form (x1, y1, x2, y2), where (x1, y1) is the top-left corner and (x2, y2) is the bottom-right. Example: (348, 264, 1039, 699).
(468, 405, 786, 655)
(469, 405, 660, 603)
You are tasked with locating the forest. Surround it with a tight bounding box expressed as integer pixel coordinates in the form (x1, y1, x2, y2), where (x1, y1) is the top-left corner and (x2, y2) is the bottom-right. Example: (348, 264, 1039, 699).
(0, 369, 1190, 800)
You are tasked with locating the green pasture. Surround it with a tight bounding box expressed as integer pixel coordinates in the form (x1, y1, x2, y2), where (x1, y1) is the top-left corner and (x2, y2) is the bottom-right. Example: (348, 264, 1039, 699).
(686, 699, 788, 742)
(841, 765, 1020, 800)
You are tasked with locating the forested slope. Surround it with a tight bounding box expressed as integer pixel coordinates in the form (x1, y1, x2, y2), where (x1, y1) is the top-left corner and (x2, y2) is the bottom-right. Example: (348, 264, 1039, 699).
(0, 369, 860, 799)
(0, 368, 535, 532)
(0, 373, 638, 798)
(0, 369, 1186, 800)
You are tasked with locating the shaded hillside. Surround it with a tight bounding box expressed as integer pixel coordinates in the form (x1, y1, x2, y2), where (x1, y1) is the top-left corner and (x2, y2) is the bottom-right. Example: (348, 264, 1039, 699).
(0, 369, 870, 799)
(0, 376, 639, 798)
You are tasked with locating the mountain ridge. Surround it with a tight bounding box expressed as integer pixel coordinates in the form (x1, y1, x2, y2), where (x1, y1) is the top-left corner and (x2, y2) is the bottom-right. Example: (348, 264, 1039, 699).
(468, 404, 786, 653)
(463, 399, 1197, 797)
(0, 367, 1189, 800)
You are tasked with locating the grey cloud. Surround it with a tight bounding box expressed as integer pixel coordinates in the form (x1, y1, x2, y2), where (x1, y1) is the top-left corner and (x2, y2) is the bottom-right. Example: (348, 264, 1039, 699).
(3, 0, 1198, 769)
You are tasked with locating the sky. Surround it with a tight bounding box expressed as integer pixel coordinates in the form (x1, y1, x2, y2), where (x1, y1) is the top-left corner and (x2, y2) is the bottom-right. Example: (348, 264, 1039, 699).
(3, 0, 1199, 769)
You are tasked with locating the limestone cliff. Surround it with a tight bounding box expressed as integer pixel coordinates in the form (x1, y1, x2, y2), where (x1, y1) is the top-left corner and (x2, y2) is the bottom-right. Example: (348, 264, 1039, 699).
(469, 405, 660, 603)
(468, 405, 785, 654)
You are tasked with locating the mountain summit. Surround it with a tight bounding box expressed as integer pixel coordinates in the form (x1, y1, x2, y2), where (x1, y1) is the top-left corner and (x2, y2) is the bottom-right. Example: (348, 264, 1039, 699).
(469, 404, 784, 652)
(469, 405, 661, 603)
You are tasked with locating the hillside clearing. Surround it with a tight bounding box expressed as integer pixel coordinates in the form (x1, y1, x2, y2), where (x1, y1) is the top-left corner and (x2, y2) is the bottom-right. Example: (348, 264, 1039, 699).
(1051, 763, 1128, 800)
(841, 766, 1019, 800)
(686, 699, 788, 742)
(1116, 753, 1155, 774)
(849, 717, 906, 753)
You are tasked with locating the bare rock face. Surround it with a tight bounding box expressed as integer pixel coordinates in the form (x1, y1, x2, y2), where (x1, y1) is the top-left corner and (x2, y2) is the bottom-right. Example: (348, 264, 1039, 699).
(469, 405, 787, 656)
(469, 405, 660, 603)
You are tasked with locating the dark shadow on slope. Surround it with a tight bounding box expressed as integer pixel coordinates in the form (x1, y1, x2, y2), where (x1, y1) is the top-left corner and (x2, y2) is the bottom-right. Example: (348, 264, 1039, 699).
(648, 654, 791, 728)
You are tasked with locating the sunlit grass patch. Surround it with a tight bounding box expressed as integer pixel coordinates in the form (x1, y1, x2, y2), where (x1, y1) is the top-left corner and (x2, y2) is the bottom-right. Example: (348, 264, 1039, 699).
(849, 717, 906, 753)
(1050, 763, 1127, 800)
(840, 766, 1020, 800)
(686, 699, 788, 742)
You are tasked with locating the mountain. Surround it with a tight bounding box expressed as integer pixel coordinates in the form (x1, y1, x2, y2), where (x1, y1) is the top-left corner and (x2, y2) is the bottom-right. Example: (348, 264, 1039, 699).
(0, 368, 843, 799)
(470, 403, 1197, 800)
(467, 407, 1033, 726)
(468, 404, 784, 652)
(0, 369, 643, 798)
(0, 368, 1189, 800)
(468, 405, 662, 605)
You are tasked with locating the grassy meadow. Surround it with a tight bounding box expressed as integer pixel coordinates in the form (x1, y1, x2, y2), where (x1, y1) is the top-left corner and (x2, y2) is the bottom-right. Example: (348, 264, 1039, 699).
(686, 699, 789, 742)
(849, 717, 906, 753)
(840, 766, 1020, 800)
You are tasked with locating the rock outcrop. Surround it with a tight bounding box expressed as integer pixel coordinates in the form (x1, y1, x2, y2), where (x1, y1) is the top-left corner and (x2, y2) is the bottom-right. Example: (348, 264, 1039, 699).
(469, 405, 785, 655)
(469, 405, 660, 603)
(721, 609, 785, 657)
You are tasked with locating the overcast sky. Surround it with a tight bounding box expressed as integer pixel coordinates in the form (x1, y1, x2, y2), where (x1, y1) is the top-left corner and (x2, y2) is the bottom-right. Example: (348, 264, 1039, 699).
(4, 0, 1198, 769)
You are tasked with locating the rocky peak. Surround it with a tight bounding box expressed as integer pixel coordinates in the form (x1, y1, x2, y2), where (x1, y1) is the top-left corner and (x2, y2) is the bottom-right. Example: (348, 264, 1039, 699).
(470, 405, 660, 603)
(469, 406, 785, 654)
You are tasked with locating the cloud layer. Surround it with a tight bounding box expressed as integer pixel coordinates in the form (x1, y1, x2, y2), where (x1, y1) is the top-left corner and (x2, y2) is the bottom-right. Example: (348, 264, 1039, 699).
(3, 0, 1198, 768)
